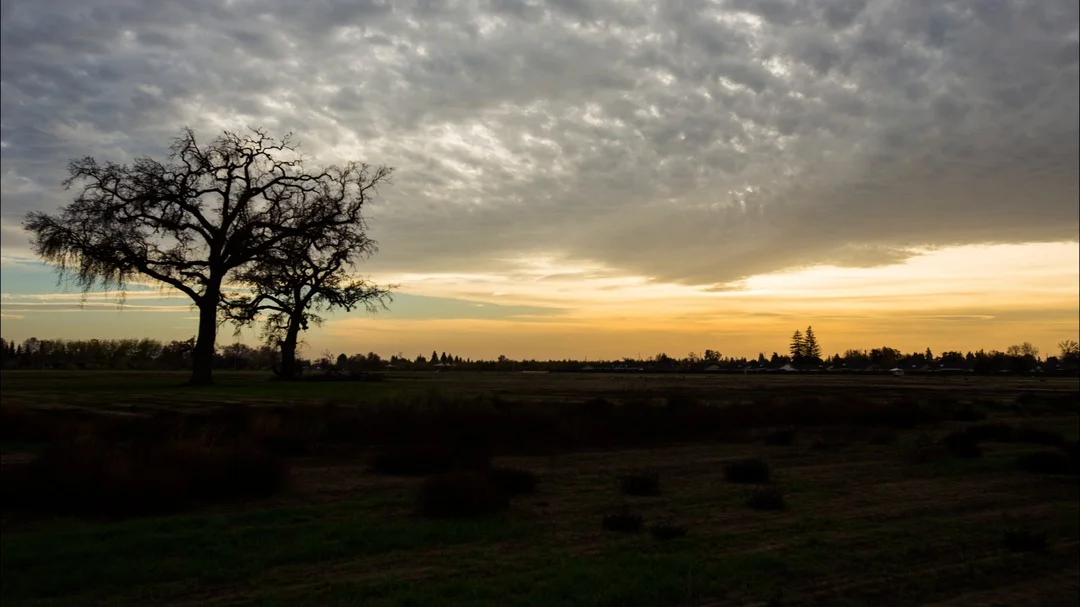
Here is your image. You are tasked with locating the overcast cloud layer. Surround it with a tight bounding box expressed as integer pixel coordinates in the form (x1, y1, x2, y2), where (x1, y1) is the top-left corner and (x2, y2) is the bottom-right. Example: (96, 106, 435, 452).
(2, 0, 1078, 290)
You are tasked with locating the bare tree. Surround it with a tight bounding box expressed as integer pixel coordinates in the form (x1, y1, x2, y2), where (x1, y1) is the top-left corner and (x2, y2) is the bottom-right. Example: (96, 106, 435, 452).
(23, 127, 392, 384)
(223, 232, 393, 380)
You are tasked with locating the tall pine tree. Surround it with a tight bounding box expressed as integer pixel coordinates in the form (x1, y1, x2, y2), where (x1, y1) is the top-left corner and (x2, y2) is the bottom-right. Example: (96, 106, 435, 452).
(804, 326, 822, 362)
(790, 330, 805, 361)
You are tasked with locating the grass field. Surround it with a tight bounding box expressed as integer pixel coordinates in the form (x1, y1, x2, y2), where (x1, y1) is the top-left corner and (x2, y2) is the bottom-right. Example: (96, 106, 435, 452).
(2, 370, 1078, 606)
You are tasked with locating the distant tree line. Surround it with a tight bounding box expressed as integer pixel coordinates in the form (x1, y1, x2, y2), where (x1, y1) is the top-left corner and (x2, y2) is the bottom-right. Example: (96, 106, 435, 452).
(3, 335, 1078, 375)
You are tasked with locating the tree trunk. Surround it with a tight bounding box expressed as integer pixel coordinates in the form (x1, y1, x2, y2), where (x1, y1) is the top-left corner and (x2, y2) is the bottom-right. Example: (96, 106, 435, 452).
(189, 294, 219, 386)
(279, 320, 302, 381)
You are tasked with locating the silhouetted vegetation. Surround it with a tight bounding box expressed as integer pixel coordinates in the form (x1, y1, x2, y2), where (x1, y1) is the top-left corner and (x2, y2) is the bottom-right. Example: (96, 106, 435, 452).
(489, 467, 538, 499)
(369, 444, 491, 476)
(415, 472, 509, 519)
(618, 470, 661, 496)
(942, 430, 983, 458)
(867, 428, 899, 445)
(723, 457, 772, 484)
(2, 442, 287, 518)
(649, 521, 689, 540)
(4, 329, 1079, 377)
(21, 128, 392, 385)
(962, 423, 1067, 447)
(746, 486, 787, 511)
(1003, 528, 1048, 553)
(1015, 451, 1074, 475)
(601, 509, 645, 533)
(899, 433, 947, 464)
(764, 427, 797, 446)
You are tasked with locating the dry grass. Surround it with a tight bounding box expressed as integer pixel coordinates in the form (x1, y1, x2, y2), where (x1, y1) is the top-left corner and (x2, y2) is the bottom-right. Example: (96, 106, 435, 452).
(2, 372, 1078, 606)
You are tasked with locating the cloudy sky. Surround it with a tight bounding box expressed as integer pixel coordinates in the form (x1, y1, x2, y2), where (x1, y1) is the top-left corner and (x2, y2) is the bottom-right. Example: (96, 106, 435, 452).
(2, 0, 1078, 360)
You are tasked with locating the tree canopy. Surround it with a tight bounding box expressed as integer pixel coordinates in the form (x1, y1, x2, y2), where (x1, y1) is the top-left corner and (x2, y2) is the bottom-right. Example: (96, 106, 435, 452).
(24, 127, 392, 384)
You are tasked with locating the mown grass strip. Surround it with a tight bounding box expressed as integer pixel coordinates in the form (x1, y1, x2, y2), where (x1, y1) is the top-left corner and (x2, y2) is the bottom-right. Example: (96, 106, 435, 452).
(1, 500, 538, 605)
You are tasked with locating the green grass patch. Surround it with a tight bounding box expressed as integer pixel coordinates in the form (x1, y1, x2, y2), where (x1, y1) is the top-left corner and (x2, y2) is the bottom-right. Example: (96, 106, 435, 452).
(254, 540, 793, 607)
(1, 499, 537, 605)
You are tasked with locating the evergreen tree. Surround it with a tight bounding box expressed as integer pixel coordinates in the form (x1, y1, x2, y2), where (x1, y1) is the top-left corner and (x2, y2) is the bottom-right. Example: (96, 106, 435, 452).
(790, 330, 804, 361)
(440, 352, 448, 363)
(925, 347, 934, 362)
(804, 326, 822, 362)
(431, 350, 439, 364)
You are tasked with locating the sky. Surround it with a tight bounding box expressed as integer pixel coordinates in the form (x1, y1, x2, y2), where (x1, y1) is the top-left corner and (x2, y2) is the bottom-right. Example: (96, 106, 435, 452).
(1, 0, 1078, 361)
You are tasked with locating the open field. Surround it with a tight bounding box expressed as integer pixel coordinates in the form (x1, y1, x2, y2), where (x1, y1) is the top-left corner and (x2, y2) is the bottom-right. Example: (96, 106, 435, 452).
(2, 371, 1078, 606)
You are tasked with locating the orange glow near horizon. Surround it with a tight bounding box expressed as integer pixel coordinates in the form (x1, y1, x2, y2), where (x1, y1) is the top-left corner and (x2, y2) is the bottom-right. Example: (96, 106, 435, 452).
(2, 242, 1077, 360)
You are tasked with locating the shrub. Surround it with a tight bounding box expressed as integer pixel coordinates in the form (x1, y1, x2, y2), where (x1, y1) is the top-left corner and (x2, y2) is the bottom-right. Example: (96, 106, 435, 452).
(602, 509, 645, 533)
(1015, 451, 1072, 475)
(944, 402, 987, 422)
(649, 521, 688, 540)
(964, 423, 1015, 443)
(867, 428, 898, 445)
(723, 457, 772, 484)
(416, 472, 508, 519)
(942, 431, 983, 458)
(746, 486, 787, 511)
(1011, 427, 1067, 447)
(963, 424, 1066, 448)
(618, 469, 661, 496)
(857, 400, 941, 429)
(764, 427, 797, 446)
(369, 444, 490, 476)
(1003, 528, 1047, 553)
(489, 467, 538, 499)
(899, 433, 946, 464)
(1065, 440, 1080, 474)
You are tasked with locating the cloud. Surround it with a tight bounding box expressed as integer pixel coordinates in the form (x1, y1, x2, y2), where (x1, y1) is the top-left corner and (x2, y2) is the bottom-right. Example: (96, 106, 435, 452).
(1, 0, 1076, 291)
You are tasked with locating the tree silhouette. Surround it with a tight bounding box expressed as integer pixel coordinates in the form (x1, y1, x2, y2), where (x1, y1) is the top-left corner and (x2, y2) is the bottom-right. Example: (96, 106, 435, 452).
(1058, 339, 1080, 365)
(223, 232, 392, 380)
(23, 127, 392, 385)
(789, 330, 804, 362)
(803, 326, 822, 362)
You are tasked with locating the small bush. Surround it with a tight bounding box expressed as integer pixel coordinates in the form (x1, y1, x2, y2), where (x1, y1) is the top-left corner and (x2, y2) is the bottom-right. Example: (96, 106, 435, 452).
(858, 400, 941, 429)
(867, 428, 898, 445)
(489, 467, 538, 499)
(1011, 427, 1067, 447)
(899, 433, 946, 464)
(602, 509, 645, 533)
(618, 469, 661, 496)
(1003, 528, 1047, 553)
(1015, 451, 1072, 475)
(764, 427, 797, 446)
(723, 457, 772, 484)
(945, 403, 987, 422)
(649, 521, 688, 540)
(746, 486, 787, 511)
(964, 424, 1066, 448)
(942, 431, 983, 458)
(1065, 440, 1079, 474)
(416, 472, 508, 519)
(964, 423, 1015, 442)
(369, 444, 490, 476)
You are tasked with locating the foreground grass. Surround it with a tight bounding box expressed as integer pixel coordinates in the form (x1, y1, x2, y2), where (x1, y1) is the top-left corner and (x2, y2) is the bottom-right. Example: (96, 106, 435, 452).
(5, 434, 1078, 607)
(2, 374, 1077, 606)
(2, 497, 536, 606)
